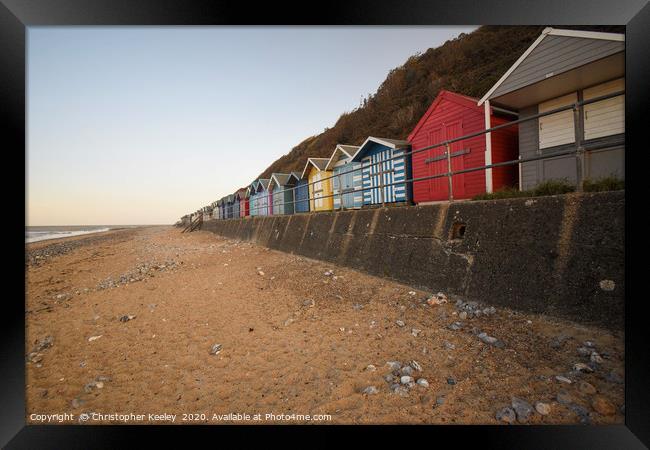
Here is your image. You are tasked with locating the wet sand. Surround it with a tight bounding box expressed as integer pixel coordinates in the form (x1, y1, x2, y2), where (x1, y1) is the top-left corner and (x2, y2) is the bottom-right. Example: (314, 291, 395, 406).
(25, 226, 624, 424)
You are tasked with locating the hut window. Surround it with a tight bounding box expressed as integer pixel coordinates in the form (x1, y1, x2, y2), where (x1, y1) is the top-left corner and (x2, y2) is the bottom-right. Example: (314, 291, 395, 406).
(583, 78, 624, 141)
(538, 92, 577, 149)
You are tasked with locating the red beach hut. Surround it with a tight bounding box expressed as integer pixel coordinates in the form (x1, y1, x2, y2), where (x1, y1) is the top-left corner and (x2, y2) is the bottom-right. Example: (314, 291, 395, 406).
(235, 187, 249, 217)
(407, 90, 519, 203)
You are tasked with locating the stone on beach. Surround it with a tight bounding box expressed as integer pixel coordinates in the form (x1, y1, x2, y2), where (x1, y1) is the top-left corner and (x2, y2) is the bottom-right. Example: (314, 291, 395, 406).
(496, 407, 516, 423)
(33, 336, 54, 352)
(362, 386, 379, 395)
(511, 397, 534, 423)
(426, 292, 447, 306)
(556, 390, 572, 405)
(578, 381, 597, 395)
(386, 361, 401, 371)
(592, 396, 616, 416)
(535, 402, 551, 416)
(573, 362, 594, 373)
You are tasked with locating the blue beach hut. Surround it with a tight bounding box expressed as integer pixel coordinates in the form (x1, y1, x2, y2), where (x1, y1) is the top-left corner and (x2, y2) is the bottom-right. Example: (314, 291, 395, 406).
(293, 171, 310, 213)
(269, 173, 299, 215)
(350, 137, 412, 206)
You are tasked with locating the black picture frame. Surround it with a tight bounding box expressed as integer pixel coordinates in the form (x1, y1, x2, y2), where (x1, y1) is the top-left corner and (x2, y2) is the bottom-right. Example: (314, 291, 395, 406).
(4, 0, 648, 447)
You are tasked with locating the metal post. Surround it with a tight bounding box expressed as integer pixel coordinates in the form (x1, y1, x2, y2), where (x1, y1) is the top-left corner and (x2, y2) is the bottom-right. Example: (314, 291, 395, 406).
(337, 173, 343, 211)
(379, 161, 385, 207)
(446, 142, 454, 202)
(573, 102, 585, 192)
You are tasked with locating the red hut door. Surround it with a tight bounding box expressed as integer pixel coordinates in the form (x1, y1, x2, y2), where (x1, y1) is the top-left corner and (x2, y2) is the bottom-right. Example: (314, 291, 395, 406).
(427, 121, 465, 200)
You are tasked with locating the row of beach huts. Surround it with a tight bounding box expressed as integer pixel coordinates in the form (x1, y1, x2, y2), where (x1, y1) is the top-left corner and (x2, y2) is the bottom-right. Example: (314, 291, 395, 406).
(183, 28, 625, 224)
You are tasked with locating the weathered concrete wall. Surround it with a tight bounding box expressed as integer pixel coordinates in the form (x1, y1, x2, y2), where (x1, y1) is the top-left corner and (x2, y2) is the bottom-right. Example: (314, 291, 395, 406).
(201, 191, 624, 330)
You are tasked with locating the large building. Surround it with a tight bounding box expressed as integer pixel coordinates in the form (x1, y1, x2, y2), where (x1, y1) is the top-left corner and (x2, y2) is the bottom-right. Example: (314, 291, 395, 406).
(479, 28, 625, 190)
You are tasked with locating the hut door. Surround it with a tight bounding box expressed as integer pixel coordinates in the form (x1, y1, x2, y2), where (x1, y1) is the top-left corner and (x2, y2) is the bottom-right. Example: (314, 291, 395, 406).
(446, 121, 466, 199)
(313, 172, 323, 209)
(374, 149, 394, 203)
(342, 165, 355, 209)
(427, 122, 465, 200)
(428, 127, 448, 200)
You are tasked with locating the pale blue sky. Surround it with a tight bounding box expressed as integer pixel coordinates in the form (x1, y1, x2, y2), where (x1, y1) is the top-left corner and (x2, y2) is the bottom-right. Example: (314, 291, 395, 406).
(27, 26, 477, 225)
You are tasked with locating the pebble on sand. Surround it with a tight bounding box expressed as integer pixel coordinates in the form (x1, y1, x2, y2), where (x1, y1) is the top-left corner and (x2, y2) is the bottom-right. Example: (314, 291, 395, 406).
(577, 346, 592, 357)
(496, 407, 516, 423)
(573, 362, 594, 373)
(209, 343, 223, 355)
(386, 361, 402, 371)
(362, 386, 379, 395)
(555, 375, 572, 384)
(590, 352, 604, 364)
(535, 402, 551, 415)
(578, 381, 597, 395)
(556, 390, 572, 405)
(426, 292, 448, 306)
(33, 336, 54, 352)
(592, 396, 616, 416)
(511, 397, 534, 423)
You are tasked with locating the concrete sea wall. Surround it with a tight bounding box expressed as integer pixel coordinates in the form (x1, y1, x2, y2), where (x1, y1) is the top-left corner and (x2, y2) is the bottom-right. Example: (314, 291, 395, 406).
(201, 191, 624, 330)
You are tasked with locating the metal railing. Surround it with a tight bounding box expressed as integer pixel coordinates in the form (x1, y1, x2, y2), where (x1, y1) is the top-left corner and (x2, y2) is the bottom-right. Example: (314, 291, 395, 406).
(193, 89, 624, 220)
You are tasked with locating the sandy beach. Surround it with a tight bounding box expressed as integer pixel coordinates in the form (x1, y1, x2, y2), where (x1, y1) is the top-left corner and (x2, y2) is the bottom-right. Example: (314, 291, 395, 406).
(25, 226, 624, 425)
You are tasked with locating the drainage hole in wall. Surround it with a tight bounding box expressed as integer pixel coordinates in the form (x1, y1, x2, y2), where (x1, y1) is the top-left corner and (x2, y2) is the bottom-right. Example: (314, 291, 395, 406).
(451, 222, 467, 240)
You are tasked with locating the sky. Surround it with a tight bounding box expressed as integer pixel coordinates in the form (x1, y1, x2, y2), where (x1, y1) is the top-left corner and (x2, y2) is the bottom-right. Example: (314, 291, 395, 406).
(27, 26, 478, 225)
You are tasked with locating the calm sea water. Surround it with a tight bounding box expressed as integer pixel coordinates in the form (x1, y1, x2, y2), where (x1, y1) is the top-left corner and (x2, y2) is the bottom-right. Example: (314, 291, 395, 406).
(26, 226, 116, 243)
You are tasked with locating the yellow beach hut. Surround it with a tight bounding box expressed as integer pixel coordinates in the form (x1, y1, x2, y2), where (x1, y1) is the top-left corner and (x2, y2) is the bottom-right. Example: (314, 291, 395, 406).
(301, 157, 333, 212)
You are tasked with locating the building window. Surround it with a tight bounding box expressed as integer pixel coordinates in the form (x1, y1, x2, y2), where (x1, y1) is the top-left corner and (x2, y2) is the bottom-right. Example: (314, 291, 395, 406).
(583, 78, 625, 140)
(538, 92, 577, 149)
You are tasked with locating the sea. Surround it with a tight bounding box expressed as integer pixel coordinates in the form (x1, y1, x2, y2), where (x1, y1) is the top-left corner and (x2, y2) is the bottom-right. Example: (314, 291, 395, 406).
(25, 225, 123, 243)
